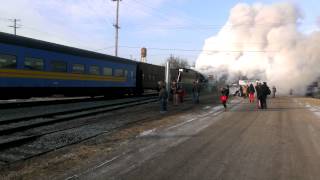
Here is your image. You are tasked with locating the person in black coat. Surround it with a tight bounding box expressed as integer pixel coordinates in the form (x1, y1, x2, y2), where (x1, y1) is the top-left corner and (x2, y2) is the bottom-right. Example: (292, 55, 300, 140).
(158, 81, 168, 113)
(239, 86, 243, 97)
(192, 80, 200, 104)
(225, 85, 230, 99)
(260, 82, 271, 109)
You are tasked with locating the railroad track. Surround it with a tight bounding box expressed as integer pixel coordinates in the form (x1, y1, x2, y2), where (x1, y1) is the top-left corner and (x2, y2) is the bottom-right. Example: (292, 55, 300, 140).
(0, 96, 104, 109)
(0, 96, 158, 166)
(0, 92, 158, 109)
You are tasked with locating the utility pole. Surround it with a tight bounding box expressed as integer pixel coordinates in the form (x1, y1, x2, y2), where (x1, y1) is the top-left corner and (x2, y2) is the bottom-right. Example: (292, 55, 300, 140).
(9, 19, 21, 35)
(112, 0, 121, 57)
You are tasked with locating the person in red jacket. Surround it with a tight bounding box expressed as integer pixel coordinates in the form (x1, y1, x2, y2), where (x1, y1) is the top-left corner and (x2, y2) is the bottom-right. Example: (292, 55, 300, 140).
(248, 83, 255, 103)
(220, 87, 228, 111)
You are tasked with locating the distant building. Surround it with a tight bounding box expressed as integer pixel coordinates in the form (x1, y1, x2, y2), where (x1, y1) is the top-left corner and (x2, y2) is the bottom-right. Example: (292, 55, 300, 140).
(238, 79, 260, 86)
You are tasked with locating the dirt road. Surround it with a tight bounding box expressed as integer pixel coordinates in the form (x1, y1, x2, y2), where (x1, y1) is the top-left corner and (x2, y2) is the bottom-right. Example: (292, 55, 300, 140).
(78, 97, 320, 180)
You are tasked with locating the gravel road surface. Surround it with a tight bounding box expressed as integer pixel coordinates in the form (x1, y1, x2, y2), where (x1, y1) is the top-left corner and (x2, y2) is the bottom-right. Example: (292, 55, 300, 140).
(79, 97, 320, 180)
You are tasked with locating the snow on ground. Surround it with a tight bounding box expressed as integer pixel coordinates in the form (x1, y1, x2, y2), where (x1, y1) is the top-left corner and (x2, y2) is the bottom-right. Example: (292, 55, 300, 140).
(306, 103, 320, 117)
(295, 97, 320, 118)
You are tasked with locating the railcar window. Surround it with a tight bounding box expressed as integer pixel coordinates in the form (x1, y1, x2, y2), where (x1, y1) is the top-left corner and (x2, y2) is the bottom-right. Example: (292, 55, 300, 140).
(51, 60, 67, 72)
(115, 69, 124, 77)
(130, 71, 134, 79)
(103, 67, 112, 76)
(24, 57, 44, 71)
(124, 70, 128, 77)
(0, 54, 16, 69)
(72, 64, 85, 74)
(89, 65, 100, 75)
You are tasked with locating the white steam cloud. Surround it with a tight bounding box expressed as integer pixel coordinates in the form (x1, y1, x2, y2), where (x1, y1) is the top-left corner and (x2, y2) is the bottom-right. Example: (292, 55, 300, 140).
(196, 2, 320, 95)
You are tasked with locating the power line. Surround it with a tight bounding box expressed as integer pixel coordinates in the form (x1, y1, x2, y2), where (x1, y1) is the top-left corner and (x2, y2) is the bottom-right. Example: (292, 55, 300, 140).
(115, 1, 317, 36)
(130, 0, 172, 22)
(131, 0, 218, 29)
(105, 0, 116, 19)
(129, 0, 202, 27)
(122, 21, 318, 32)
(97, 45, 278, 53)
(120, 45, 278, 53)
(94, 46, 115, 51)
(0, 17, 8, 22)
(13, 25, 104, 52)
(84, 0, 113, 25)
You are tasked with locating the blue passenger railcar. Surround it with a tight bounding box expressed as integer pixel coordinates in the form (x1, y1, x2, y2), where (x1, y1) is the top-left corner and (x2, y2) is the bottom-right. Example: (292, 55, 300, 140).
(0, 32, 137, 99)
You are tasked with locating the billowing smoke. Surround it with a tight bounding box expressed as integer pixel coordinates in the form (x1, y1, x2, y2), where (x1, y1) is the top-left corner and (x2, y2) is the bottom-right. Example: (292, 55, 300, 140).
(196, 2, 320, 95)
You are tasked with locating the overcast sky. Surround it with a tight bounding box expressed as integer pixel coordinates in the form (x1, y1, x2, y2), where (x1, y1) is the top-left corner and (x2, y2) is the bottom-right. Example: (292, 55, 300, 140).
(0, 0, 319, 65)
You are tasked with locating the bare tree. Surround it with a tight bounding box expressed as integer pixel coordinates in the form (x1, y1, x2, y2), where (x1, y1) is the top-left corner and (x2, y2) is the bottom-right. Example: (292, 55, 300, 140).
(163, 54, 190, 69)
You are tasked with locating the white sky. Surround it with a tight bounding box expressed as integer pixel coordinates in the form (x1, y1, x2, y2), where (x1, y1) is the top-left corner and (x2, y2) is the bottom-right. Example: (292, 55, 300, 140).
(0, 0, 319, 65)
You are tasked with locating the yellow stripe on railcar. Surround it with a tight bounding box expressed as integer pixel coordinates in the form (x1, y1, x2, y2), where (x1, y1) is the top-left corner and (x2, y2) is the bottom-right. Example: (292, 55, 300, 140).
(0, 69, 126, 82)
